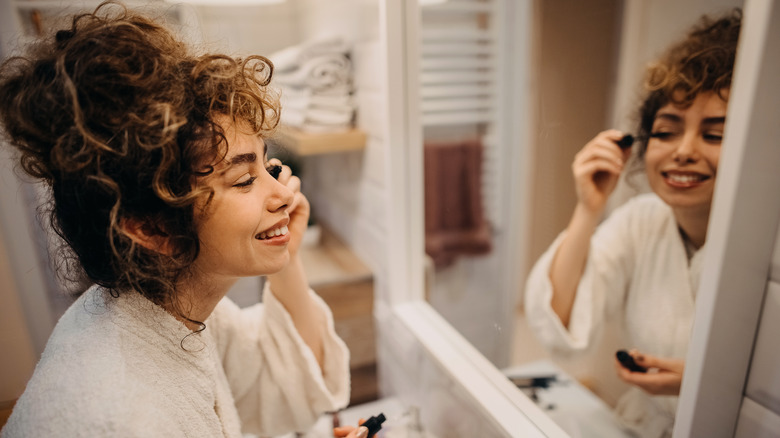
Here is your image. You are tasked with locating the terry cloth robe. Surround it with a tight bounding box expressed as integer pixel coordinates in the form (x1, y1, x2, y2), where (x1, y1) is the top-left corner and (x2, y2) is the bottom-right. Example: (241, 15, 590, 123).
(1, 282, 350, 438)
(524, 193, 704, 438)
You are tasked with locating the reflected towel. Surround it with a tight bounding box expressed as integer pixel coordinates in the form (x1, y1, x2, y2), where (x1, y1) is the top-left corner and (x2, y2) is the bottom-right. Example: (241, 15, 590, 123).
(424, 139, 492, 268)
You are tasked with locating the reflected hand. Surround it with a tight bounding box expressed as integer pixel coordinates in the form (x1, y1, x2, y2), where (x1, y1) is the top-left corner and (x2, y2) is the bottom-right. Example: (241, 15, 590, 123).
(333, 418, 367, 438)
(572, 129, 632, 215)
(614, 349, 685, 396)
(269, 158, 310, 258)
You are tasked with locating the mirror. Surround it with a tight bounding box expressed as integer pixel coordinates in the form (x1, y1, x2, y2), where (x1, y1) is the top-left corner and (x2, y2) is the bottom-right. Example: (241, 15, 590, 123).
(416, 0, 743, 435)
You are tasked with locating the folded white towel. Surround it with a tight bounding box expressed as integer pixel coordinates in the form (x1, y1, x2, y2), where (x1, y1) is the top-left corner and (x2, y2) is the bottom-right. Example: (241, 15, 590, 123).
(273, 54, 352, 91)
(282, 106, 354, 127)
(270, 35, 350, 72)
(280, 89, 355, 112)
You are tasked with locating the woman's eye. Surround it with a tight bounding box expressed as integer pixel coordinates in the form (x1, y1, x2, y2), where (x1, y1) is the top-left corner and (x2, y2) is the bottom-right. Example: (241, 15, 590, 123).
(648, 131, 674, 140)
(703, 132, 724, 143)
(233, 176, 257, 188)
(266, 164, 282, 180)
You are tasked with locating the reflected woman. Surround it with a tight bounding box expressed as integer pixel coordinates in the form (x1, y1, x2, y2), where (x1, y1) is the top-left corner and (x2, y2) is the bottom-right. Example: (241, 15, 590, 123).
(523, 9, 741, 437)
(0, 3, 349, 436)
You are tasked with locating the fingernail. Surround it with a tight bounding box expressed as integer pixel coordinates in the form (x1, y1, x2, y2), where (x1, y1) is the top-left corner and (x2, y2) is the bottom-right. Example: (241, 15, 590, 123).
(356, 426, 369, 438)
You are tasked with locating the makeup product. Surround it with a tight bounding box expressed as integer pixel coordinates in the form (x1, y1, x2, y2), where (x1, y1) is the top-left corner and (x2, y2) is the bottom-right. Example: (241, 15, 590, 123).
(616, 350, 647, 373)
(362, 413, 386, 437)
(267, 164, 282, 179)
(616, 134, 635, 149)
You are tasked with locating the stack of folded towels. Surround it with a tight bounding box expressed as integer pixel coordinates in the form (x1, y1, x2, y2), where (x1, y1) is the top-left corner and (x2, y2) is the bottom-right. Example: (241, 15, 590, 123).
(270, 36, 356, 133)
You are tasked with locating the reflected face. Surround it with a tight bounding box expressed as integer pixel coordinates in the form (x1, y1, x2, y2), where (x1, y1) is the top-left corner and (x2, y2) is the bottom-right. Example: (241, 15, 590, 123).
(644, 91, 728, 215)
(191, 117, 294, 280)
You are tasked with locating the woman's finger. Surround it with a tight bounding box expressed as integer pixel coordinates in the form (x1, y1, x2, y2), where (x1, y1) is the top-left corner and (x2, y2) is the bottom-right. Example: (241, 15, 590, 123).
(267, 157, 283, 167)
(333, 418, 367, 438)
(620, 370, 682, 395)
(333, 425, 356, 437)
(615, 353, 683, 395)
(575, 149, 625, 171)
(634, 353, 685, 374)
(285, 174, 301, 195)
(574, 160, 624, 181)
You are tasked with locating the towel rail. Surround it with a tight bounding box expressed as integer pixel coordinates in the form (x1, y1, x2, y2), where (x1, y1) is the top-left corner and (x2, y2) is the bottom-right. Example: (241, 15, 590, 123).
(421, 97, 493, 113)
(420, 0, 503, 229)
(421, 56, 492, 71)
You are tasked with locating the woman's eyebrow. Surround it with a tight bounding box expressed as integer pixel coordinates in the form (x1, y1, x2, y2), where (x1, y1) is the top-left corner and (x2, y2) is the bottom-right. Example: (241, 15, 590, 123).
(217, 152, 257, 175)
(230, 152, 257, 166)
(702, 116, 726, 125)
(654, 113, 683, 123)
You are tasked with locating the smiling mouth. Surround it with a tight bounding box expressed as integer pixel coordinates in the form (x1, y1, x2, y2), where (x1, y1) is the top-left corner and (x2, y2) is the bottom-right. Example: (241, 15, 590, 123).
(255, 225, 289, 240)
(662, 172, 711, 184)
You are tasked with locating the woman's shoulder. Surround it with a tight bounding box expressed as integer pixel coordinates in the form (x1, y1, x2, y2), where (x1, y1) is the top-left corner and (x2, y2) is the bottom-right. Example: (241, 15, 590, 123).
(24, 288, 152, 389)
(3, 288, 201, 436)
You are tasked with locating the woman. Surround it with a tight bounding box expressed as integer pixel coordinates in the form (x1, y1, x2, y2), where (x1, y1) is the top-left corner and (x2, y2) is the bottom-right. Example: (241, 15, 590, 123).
(523, 9, 740, 437)
(0, 3, 349, 437)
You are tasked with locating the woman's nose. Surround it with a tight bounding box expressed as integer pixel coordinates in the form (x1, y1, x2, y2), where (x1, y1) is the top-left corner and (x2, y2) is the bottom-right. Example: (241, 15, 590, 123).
(673, 131, 700, 163)
(266, 175, 294, 213)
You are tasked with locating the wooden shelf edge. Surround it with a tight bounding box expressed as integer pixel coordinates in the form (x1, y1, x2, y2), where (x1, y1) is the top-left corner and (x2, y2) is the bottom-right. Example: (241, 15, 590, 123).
(299, 226, 373, 288)
(272, 127, 367, 156)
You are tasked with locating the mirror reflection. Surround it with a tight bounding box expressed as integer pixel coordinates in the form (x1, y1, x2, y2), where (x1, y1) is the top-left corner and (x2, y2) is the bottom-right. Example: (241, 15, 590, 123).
(419, 1, 742, 436)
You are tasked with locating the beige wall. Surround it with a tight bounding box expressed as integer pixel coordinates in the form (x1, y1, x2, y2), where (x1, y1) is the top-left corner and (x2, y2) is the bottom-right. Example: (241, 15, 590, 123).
(527, 0, 622, 274)
(0, 227, 36, 403)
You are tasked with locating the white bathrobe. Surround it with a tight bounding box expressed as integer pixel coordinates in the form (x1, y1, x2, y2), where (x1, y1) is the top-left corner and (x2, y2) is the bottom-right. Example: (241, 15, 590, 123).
(1, 282, 350, 438)
(524, 193, 704, 438)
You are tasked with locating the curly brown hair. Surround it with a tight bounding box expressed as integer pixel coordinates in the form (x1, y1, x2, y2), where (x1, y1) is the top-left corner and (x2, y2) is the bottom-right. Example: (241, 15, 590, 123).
(0, 2, 280, 312)
(632, 8, 741, 162)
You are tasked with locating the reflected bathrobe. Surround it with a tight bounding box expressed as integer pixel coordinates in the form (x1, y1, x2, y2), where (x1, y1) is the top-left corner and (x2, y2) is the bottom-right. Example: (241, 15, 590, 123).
(524, 193, 704, 438)
(1, 282, 350, 438)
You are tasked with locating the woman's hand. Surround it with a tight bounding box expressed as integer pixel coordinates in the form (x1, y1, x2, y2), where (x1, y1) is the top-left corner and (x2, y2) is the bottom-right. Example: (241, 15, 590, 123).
(572, 129, 632, 215)
(333, 419, 367, 438)
(269, 158, 310, 258)
(614, 350, 685, 396)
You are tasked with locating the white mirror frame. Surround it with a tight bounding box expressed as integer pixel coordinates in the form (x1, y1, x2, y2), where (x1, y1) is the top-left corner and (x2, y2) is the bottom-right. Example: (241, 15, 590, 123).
(675, 0, 780, 435)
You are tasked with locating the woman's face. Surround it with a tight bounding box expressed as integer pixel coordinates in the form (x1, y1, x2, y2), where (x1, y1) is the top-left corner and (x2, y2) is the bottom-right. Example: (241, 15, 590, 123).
(191, 117, 294, 282)
(644, 91, 727, 216)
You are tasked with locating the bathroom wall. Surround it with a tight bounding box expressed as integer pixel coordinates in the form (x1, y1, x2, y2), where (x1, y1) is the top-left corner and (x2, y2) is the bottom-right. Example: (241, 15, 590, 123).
(192, 2, 300, 56)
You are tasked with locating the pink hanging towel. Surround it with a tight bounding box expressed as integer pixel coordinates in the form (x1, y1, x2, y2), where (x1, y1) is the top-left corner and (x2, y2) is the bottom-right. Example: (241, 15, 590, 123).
(423, 139, 492, 269)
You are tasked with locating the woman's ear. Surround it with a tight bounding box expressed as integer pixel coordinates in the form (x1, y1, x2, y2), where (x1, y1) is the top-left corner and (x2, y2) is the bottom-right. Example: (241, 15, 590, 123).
(120, 217, 173, 256)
